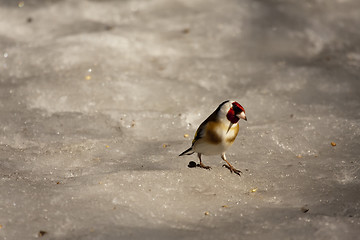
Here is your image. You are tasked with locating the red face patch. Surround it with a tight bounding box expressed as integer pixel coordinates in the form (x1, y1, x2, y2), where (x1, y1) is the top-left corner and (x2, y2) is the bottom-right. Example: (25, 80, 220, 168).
(226, 101, 245, 123)
(226, 108, 239, 123)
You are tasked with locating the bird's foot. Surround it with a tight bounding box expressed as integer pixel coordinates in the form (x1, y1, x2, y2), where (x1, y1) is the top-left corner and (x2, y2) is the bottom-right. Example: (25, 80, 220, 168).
(198, 162, 212, 170)
(223, 164, 242, 176)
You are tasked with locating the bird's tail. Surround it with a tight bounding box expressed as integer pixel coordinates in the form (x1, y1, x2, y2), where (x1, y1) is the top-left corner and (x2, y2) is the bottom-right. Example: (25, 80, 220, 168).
(179, 147, 195, 156)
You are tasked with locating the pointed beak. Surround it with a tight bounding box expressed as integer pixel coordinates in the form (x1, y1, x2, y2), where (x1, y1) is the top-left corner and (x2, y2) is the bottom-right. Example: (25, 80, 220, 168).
(239, 111, 247, 121)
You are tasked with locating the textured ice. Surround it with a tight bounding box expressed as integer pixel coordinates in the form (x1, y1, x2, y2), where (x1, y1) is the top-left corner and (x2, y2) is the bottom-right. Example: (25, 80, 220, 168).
(0, 0, 360, 239)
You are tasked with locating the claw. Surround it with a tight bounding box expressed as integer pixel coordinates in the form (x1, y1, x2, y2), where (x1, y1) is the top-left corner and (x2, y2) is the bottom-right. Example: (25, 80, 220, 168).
(222, 164, 242, 176)
(198, 163, 212, 170)
(197, 153, 211, 170)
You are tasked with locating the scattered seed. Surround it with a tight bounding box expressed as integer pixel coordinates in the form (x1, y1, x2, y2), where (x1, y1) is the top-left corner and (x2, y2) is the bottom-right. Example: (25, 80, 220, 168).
(301, 206, 309, 213)
(38, 230, 47, 237)
(105, 25, 113, 31)
(182, 28, 190, 34)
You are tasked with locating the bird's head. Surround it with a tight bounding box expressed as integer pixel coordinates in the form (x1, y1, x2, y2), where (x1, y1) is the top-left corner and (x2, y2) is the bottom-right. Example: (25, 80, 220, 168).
(220, 100, 247, 124)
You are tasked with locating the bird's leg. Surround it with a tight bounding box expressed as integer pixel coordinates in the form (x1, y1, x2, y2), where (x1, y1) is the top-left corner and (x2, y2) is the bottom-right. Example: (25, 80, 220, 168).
(197, 153, 211, 170)
(221, 153, 242, 176)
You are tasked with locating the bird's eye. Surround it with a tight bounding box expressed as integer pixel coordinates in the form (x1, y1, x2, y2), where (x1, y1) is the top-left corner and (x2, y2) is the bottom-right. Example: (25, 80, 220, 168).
(233, 105, 241, 112)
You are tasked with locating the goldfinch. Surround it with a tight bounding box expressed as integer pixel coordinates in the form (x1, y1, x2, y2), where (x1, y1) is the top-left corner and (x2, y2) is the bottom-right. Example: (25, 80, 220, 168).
(179, 100, 247, 175)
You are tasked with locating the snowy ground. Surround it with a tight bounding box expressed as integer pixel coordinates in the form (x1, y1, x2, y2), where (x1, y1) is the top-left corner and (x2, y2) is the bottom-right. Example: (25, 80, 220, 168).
(1, 0, 360, 239)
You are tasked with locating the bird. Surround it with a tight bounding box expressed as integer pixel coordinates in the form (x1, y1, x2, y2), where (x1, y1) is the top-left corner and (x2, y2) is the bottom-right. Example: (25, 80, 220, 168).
(179, 100, 247, 176)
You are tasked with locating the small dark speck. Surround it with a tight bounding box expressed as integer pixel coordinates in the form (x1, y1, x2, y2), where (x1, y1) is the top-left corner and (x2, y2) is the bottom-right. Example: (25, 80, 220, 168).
(38, 231, 47, 237)
(27, 17, 32, 23)
(105, 25, 113, 31)
(290, 114, 294, 118)
(188, 161, 196, 168)
(182, 28, 190, 34)
(301, 206, 309, 213)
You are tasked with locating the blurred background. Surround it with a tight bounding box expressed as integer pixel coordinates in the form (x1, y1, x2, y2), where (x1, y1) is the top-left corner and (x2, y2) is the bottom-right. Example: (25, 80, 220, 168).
(0, 0, 359, 239)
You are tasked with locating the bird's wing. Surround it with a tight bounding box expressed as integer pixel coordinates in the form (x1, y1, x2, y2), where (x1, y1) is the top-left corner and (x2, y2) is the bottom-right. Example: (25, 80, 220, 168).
(192, 111, 218, 145)
(192, 124, 205, 145)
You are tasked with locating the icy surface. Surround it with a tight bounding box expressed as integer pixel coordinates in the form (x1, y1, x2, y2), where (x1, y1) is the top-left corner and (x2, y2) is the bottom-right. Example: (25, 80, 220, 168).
(0, 0, 360, 239)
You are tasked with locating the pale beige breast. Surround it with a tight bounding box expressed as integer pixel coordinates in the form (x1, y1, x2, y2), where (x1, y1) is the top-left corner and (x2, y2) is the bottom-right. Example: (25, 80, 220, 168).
(193, 121, 239, 155)
(203, 121, 239, 145)
(225, 123, 239, 144)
